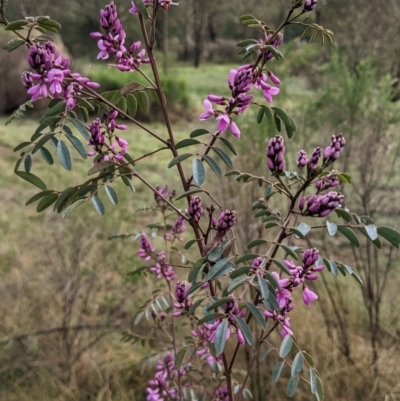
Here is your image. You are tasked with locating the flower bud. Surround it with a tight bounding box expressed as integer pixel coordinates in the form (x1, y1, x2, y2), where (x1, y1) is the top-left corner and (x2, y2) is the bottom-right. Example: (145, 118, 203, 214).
(302, 248, 319, 268)
(316, 174, 339, 192)
(188, 196, 203, 222)
(323, 134, 346, 165)
(308, 147, 322, 170)
(304, 0, 317, 12)
(304, 191, 344, 217)
(299, 196, 306, 211)
(217, 210, 237, 232)
(266, 135, 285, 175)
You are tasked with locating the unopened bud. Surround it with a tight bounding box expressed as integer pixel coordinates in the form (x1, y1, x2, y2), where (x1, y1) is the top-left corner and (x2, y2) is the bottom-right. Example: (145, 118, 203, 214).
(303, 0, 317, 12)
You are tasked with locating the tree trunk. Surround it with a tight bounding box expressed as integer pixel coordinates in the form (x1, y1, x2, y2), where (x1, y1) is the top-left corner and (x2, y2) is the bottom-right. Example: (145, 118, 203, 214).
(193, 0, 206, 68)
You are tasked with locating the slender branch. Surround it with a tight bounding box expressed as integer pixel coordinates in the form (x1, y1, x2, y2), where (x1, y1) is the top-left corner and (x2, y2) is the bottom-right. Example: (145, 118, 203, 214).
(236, 323, 278, 401)
(132, 170, 189, 222)
(138, 13, 205, 259)
(190, 184, 223, 210)
(133, 146, 169, 163)
(76, 80, 169, 145)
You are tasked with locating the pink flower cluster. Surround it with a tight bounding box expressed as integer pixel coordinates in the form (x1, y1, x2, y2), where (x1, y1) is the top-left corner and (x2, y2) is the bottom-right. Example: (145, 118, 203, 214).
(191, 325, 223, 371)
(172, 281, 193, 317)
(188, 196, 203, 222)
(87, 110, 128, 163)
(138, 233, 156, 261)
(299, 191, 344, 217)
(22, 41, 99, 109)
(257, 32, 284, 61)
(91, 2, 150, 71)
(150, 251, 177, 282)
(217, 209, 237, 233)
(259, 248, 324, 337)
(199, 41, 282, 137)
(266, 135, 286, 174)
(170, 215, 186, 242)
(212, 386, 229, 401)
(146, 353, 189, 401)
(297, 134, 346, 177)
(204, 298, 247, 351)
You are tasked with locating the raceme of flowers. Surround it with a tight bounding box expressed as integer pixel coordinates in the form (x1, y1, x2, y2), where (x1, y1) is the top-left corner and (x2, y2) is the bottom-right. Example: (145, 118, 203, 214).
(146, 353, 190, 401)
(137, 232, 177, 282)
(199, 59, 282, 138)
(22, 41, 99, 109)
(87, 110, 129, 163)
(262, 248, 324, 337)
(91, 1, 150, 71)
(268, 134, 346, 218)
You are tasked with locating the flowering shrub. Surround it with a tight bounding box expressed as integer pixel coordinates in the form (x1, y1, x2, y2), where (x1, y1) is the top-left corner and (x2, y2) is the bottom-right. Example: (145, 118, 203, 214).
(2, 0, 400, 400)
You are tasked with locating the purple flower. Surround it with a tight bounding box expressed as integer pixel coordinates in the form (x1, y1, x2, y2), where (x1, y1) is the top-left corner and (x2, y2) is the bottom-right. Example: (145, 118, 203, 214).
(297, 150, 308, 168)
(154, 185, 170, 205)
(268, 71, 281, 85)
(188, 196, 203, 222)
(228, 64, 254, 97)
(205, 298, 246, 351)
(23, 41, 97, 108)
(217, 209, 237, 233)
(316, 173, 339, 192)
(191, 326, 223, 370)
(27, 81, 48, 101)
(199, 64, 280, 138)
(171, 215, 186, 242)
(22, 71, 33, 89)
(173, 281, 192, 317)
(304, 0, 317, 11)
(138, 233, 155, 261)
(199, 100, 241, 137)
(199, 99, 215, 120)
(302, 248, 319, 268)
(216, 114, 240, 137)
(323, 134, 346, 165)
(213, 385, 229, 401)
(283, 249, 324, 288)
(299, 196, 306, 211)
(87, 111, 128, 163)
(267, 32, 284, 47)
(271, 271, 291, 308)
(308, 147, 322, 171)
(251, 256, 263, 276)
(146, 352, 188, 401)
(92, 3, 149, 72)
(28, 42, 54, 71)
(281, 317, 293, 337)
(304, 191, 344, 217)
(255, 73, 280, 103)
(263, 310, 294, 338)
(150, 251, 177, 282)
(47, 68, 65, 95)
(303, 286, 318, 306)
(266, 135, 285, 174)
